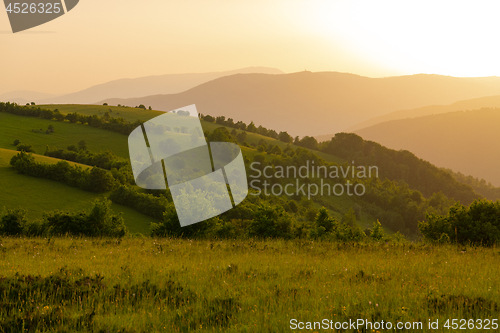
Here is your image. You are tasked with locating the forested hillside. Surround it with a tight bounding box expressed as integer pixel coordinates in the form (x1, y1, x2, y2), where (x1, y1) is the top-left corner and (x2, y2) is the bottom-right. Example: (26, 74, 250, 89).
(0, 102, 491, 240)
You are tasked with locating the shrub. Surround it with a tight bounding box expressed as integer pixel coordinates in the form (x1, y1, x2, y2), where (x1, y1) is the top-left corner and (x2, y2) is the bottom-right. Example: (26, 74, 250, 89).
(0, 208, 27, 236)
(150, 203, 214, 238)
(16, 144, 35, 153)
(248, 205, 293, 239)
(43, 198, 126, 237)
(109, 185, 168, 219)
(419, 199, 500, 245)
(370, 220, 385, 241)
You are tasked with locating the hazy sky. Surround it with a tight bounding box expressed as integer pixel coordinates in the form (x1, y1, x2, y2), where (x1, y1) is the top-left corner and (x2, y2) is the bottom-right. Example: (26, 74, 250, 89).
(2, 0, 500, 95)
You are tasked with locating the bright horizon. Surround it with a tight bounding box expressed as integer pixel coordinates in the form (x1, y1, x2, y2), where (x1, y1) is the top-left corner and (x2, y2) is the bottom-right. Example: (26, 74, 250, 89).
(2, 0, 500, 95)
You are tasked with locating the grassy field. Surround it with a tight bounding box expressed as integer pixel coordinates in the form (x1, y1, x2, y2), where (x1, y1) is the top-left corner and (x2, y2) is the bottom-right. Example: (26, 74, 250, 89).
(0, 149, 154, 234)
(0, 238, 497, 332)
(38, 104, 164, 122)
(0, 112, 130, 159)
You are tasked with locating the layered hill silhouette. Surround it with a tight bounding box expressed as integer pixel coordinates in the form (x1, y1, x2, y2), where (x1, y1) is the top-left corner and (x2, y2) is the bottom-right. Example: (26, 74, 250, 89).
(101, 72, 500, 137)
(38, 67, 284, 105)
(354, 108, 500, 186)
(346, 94, 500, 132)
(0, 90, 57, 105)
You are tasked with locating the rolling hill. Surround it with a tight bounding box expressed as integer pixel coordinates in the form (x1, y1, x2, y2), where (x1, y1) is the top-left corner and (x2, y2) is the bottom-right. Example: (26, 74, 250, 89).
(0, 111, 131, 158)
(1, 103, 488, 236)
(354, 108, 500, 186)
(346, 94, 500, 133)
(101, 72, 500, 137)
(0, 148, 153, 234)
(36, 67, 284, 105)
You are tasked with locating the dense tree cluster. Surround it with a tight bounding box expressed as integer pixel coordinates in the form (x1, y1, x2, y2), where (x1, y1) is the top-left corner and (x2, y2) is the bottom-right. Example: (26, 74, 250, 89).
(0, 198, 126, 237)
(10, 152, 116, 193)
(247, 147, 457, 236)
(419, 199, 500, 246)
(109, 185, 169, 220)
(45, 146, 135, 185)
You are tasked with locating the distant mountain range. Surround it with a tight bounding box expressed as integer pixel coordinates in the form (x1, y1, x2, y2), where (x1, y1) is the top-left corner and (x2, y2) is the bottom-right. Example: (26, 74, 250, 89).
(101, 72, 500, 136)
(346, 94, 500, 132)
(0, 91, 57, 105)
(354, 108, 500, 186)
(36, 67, 284, 104)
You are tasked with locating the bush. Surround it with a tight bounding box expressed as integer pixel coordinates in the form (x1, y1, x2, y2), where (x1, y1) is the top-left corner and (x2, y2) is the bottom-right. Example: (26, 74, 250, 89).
(109, 185, 169, 219)
(16, 144, 35, 153)
(0, 208, 27, 236)
(248, 205, 293, 239)
(43, 198, 126, 237)
(419, 199, 500, 245)
(151, 203, 214, 238)
(370, 220, 385, 241)
(88, 167, 116, 192)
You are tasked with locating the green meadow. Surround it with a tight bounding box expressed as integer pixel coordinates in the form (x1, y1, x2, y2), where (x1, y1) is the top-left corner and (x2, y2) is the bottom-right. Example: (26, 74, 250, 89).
(0, 149, 153, 234)
(0, 238, 497, 332)
(38, 104, 164, 123)
(0, 112, 130, 159)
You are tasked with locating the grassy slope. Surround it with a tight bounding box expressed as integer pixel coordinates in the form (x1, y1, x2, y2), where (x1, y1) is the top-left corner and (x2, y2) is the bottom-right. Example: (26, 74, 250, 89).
(39, 104, 163, 122)
(3, 105, 372, 228)
(0, 112, 130, 158)
(0, 149, 154, 234)
(42, 105, 363, 221)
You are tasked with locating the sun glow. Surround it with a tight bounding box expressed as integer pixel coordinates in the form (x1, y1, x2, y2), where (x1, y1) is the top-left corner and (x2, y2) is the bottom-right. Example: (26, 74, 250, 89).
(293, 0, 500, 77)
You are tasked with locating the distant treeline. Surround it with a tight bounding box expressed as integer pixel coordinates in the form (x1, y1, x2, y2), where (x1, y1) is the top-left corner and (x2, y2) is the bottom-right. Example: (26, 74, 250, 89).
(0, 102, 142, 135)
(200, 114, 321, 150)
(446, 169, 500, 201)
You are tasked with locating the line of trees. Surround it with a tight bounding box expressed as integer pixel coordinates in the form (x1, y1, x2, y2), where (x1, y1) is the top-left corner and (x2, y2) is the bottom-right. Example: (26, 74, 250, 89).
(45, 145, 129, 170)
(109, 185, 170, 220)
(0, 198, 126, 237)
(44, 144, 135, 186)
(10, 152, 116, 193)
(0, 102, 142, 135)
